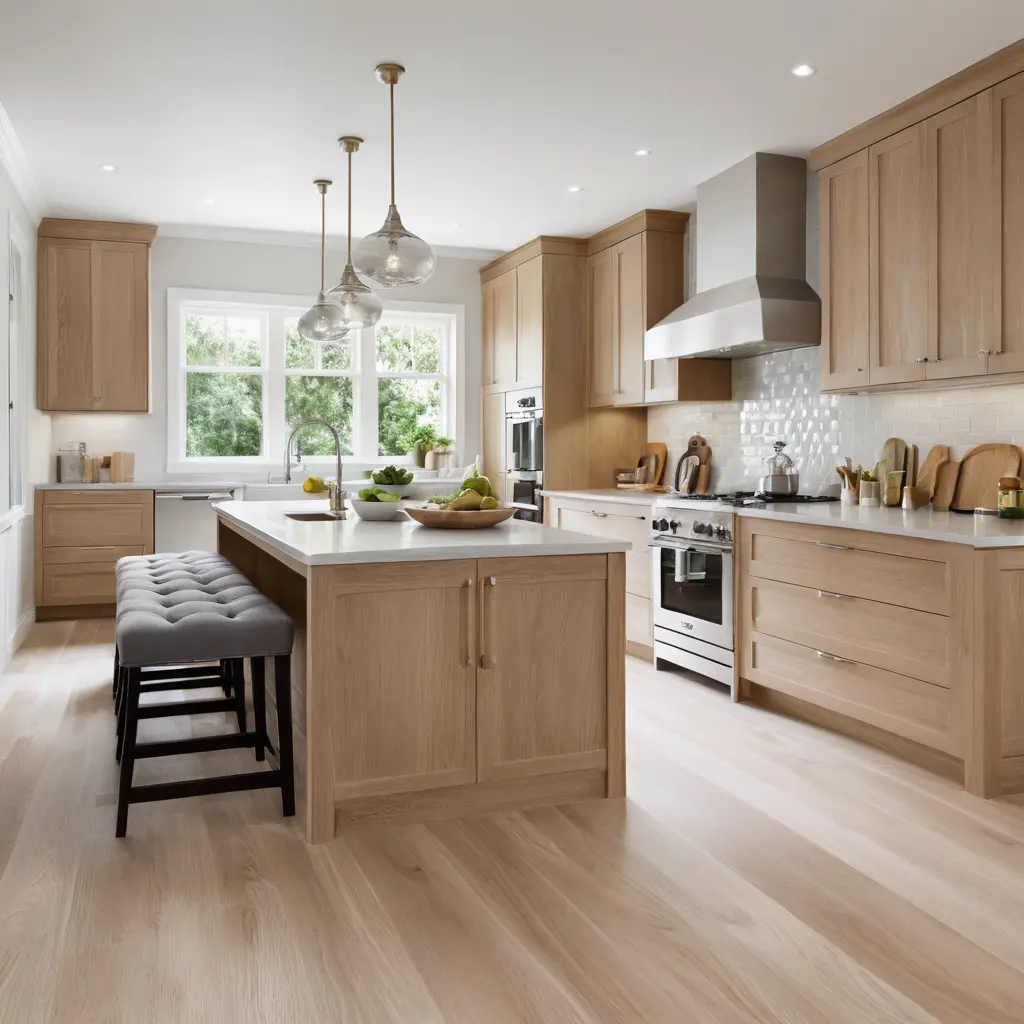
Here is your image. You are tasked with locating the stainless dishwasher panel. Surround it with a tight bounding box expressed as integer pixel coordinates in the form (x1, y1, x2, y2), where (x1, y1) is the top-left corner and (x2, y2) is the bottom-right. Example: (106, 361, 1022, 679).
(155, 490, 238, 552)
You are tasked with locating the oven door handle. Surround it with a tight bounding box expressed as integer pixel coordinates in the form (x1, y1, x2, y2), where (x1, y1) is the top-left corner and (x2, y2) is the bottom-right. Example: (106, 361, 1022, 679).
(673, 547, 690, 584)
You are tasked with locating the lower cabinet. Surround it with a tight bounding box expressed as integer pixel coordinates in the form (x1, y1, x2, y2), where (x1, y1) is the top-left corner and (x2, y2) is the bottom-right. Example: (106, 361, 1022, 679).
(476, 555, 609, 781)
(35, 489, 155, 615)
(322, 555, 614, 803)
(545, 495, 653, 656)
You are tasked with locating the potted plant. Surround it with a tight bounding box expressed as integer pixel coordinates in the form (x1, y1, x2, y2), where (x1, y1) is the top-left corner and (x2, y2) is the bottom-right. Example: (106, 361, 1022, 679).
(407, 424, 439, 468)
(425, 437, 455, 471)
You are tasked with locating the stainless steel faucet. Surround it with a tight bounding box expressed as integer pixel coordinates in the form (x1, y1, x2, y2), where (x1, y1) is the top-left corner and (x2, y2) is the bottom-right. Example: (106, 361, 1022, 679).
(285, 419, 345, 517)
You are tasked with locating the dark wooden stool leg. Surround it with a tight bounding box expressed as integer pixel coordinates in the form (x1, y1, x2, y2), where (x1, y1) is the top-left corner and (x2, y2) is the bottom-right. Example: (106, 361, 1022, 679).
(116, 667, 141, 837)
(115, 665, 129, 762)
(221, 658, 231, 696)
(230, 659, 246, 733)
(274, 654, 295, 818)
(251, 657, 266, 762)
(112, 646, 120, 702)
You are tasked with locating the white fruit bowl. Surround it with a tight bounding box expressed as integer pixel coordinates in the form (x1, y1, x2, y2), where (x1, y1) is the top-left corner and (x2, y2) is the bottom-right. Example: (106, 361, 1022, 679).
(349, 498, 404, 521)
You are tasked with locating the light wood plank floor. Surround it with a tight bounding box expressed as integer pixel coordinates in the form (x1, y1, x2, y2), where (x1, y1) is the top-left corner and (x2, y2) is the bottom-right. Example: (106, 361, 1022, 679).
(0, 620, 1022, 1023)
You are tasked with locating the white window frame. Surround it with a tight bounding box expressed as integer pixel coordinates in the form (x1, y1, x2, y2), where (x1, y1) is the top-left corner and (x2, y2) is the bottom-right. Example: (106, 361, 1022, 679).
(167, 288, 461, 477)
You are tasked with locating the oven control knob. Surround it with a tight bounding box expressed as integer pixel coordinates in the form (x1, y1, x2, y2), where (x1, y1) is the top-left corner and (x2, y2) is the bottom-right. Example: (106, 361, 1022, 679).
(694, 522, 707, 535)
(669, 520, 680, 534)
(652, 518, 667, 531)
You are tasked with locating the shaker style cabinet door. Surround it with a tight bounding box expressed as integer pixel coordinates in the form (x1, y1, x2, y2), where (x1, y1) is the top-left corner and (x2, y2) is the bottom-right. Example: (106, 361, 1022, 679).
(93, 241, 150, 410)
(990, 71, 1024, 375)
(38, 238, 94, 410)
(925, 93, 993, 380)
(475, 555, 609, 782)
(481, 268, 518, 392)
(481, 390, 507, 491)
(588, 245, 618, 407)
(515, 256, 544, 388)
(819, 150, 870, 391)
(614, 233, 646, 405)
(868, 124, 930, 385)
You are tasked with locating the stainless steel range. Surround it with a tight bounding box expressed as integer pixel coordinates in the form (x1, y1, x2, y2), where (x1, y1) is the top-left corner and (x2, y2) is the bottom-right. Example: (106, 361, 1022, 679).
(651, 496, 736, 688)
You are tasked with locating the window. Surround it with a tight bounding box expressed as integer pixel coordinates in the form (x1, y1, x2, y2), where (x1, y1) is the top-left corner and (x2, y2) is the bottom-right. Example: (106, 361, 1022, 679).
(167, 289, 458, 473)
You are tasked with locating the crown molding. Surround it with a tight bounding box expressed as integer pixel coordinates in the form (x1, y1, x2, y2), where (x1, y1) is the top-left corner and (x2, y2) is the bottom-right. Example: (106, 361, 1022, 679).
(158, 222, 502, 263)
(0, 101, 43, 223)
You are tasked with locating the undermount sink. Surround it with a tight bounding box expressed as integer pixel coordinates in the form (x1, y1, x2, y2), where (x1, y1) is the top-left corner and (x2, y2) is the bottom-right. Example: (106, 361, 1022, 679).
(285, 512, 345, 522)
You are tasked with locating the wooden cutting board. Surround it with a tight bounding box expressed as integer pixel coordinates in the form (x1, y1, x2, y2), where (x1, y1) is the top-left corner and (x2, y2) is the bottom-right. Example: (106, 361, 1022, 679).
(916, 444, 950, 497)
(932, 459, 960, 512)
(906, 444, 918, 488)
(951, 444, 1021, 511)
(641, 442, 668, 487)
(878, 437, 907, 490)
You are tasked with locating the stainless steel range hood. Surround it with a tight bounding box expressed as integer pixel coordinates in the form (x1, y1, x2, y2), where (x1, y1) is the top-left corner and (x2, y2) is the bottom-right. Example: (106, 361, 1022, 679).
(645, 153, 820, 361)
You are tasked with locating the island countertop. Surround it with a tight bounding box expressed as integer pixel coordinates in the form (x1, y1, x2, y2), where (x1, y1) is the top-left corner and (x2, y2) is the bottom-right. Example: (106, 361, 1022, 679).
(214, 499, 630, 567)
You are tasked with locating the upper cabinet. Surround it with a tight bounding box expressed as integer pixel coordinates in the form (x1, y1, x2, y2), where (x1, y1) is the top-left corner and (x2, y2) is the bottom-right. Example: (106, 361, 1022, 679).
(816, 54, 1024, 393)
(820, 151, 870, 391)
(991, 71, 1024, 376)
(587, 215, 730, 408)
(37, 219, 155, 412)
(481, 257, 543, 394)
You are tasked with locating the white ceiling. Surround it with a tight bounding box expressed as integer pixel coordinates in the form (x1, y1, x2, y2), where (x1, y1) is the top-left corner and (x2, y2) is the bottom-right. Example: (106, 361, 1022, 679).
(2, 0, 1023, 253)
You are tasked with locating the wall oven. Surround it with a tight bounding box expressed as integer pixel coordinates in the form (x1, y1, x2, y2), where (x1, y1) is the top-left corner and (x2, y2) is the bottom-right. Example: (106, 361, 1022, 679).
(651, 502, 735, 688)
(505, 387, 543, 523)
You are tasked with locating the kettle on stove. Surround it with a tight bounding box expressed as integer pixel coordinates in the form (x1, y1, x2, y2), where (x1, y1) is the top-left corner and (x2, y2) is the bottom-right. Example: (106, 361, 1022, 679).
(758, 440, 799, 497)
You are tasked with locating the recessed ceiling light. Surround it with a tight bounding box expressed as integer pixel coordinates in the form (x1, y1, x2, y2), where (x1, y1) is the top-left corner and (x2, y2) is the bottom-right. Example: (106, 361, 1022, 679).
(203, 198, 215, 205)
(635, 149, 652, 157)
(791, 64, 817, 77)
(101, 164, 116, 172)
(567, 185, 584, 193)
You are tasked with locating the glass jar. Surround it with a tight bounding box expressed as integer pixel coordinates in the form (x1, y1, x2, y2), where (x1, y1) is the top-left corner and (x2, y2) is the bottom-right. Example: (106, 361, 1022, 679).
(997, 477, 1024, 519)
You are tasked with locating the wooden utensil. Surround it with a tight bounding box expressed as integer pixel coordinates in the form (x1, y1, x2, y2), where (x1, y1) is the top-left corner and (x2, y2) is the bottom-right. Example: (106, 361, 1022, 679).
(695, 463, 710, 494)
(916, 444, 950, 497)
(951, 443, 1022, 512)
(641, 442, 668, 486)
(676, 455, 699, 493)
(932, 459, 960, 512)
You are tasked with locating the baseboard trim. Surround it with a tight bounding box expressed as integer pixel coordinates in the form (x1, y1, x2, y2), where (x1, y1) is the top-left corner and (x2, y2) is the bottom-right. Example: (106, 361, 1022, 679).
(8, 607, 35, 657)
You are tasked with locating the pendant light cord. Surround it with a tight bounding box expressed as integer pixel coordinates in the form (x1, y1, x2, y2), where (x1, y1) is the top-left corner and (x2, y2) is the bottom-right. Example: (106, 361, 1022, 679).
(319, 188, 326, 291)
(348, 148, 354, 263)
(389, 82, 396, 206)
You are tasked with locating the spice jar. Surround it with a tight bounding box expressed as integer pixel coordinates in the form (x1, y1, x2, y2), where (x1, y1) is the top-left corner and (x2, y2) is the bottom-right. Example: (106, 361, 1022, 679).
(997, 477, 1024, 519)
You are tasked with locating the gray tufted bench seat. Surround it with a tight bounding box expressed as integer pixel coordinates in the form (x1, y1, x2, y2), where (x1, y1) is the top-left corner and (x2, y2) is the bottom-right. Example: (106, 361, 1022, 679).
(112, 551, 296, 838)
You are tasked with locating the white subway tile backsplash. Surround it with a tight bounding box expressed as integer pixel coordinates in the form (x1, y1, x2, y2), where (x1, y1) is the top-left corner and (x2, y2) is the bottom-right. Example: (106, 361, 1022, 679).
(648, 348, 1024, 492)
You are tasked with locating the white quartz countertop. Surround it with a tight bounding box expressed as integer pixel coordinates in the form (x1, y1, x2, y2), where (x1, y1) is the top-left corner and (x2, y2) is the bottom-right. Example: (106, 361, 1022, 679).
(37, 481, 247, 492)
(540, 488, 658, 507)
(215, 500, 631, 566)
(737, 502, 1024, 547)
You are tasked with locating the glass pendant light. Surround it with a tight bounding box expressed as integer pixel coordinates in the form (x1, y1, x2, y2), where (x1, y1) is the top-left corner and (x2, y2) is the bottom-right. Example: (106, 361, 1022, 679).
(328, 136, 383, 328)
(297, 180, 349, 342)
(352, 63, 436, 287)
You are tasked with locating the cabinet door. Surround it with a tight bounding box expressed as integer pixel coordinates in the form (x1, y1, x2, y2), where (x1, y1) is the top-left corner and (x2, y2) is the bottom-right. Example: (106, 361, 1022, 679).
(820, 151, 870, 391)
(924, 95, 993, 380)
(318, 560, 478, 801)
(869, 125, 929, 384)
(991, 72, 1024, 375)
(615, 234, 646, 405)
(482, 390, 506, 485)
(481, 277, 496, 387)
(588, 246, 618, 407)
(94, 241, 149, 410)
(476, 555, 608, 781)
(515, 256, 543, 388)
(640, 230, 686, 403)
(492, 269, 518, 389)
(38, 238, 94, 410)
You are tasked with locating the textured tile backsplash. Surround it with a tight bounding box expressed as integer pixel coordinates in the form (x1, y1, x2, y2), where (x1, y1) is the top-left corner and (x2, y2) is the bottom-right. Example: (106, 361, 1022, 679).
(648, 348, 1024, 493)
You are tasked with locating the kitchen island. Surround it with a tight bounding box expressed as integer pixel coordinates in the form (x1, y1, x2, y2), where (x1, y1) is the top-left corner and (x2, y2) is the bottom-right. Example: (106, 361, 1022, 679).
(214, 500, 629, 842)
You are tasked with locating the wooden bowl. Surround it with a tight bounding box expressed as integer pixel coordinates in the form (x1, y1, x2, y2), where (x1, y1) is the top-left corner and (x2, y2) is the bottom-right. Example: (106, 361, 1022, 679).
(405, 505, 516, 529)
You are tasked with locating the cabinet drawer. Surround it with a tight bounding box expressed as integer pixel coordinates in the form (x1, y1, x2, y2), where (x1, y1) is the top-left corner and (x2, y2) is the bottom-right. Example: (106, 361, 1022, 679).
(42, 502, 151, 547)
(43, 545, 145, 565)
(745, 520, 950, 615)
(41, 488, 152, 505)
(549, 500, 651, 598)
(750, 577, 949, 687)
(42, 558, 126, 605)
(626, 593, 652, 650)
(744, 631, 953, 754)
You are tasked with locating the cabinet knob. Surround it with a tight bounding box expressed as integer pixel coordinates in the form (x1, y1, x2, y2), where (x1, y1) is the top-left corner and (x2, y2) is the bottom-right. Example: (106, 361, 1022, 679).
(977, 349, 992, 357)
(912, 357, 929, 364)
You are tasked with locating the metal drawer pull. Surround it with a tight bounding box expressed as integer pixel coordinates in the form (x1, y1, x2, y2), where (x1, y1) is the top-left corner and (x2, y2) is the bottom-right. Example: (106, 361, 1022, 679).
(817, 590, 850, 599)
(590, 511, 609, 517)
(816, 541, 852, 551)
(816, 650, 854, 665)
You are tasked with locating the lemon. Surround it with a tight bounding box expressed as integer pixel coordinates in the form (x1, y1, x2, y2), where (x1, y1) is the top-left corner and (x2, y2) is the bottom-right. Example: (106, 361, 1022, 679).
(303, 475, 325, 494)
